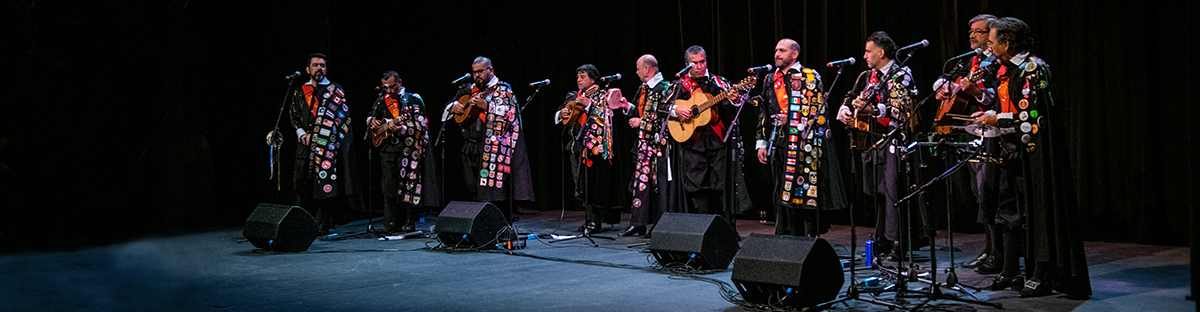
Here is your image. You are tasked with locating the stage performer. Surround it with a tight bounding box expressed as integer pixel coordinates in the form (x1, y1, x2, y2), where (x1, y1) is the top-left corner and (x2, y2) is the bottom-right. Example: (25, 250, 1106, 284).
(836, 32, 926, 261)
(672, 45, 753, 231)
(620, 54, 683, 238)
(554, 64, 626, 233)
(289, 53, 358, 235)
(971, 17, 1090, 298)
(368, 71, 440, 234)
(442, 57, 534, 220)
(755, 38, 847, 237)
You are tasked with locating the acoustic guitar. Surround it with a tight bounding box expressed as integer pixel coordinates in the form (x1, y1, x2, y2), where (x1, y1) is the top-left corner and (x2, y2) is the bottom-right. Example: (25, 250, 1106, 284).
(451, 84, 500, 125)
(933, 68, 989, 133)
(667, 76, 757, 142)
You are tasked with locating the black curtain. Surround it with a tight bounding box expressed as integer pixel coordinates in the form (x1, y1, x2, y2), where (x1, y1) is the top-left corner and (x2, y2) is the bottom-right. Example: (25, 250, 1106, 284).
(3, 0, 1193, 252)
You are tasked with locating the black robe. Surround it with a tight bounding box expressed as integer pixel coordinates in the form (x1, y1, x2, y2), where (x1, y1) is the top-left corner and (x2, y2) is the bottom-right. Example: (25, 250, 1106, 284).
(626, 78, 684, 225)
(840, 62, 926, 243)
(290, 81, 358, 202)
(369, 91, 441, 209)
(670, 74, 754, 218)
(757, 67, 848, 235)
(993, 54, 1090, 297)
(558, 88, 624, 224)
(445, 80, 534, 203)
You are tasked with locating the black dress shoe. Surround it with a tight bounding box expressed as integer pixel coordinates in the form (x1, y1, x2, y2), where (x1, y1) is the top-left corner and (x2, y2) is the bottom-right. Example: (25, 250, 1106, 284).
(987, 274, 1025, 291)
(962, 253, 989, 268)
(1019, 278, 1054, 297)
(973, 257, 1003, 274)
(620, 225, 646, 237)
(886, 245, 908, 261)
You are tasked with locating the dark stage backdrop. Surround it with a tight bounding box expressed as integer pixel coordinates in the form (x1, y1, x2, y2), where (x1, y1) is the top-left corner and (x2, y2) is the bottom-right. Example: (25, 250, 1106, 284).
(2, 0, 1194, 252)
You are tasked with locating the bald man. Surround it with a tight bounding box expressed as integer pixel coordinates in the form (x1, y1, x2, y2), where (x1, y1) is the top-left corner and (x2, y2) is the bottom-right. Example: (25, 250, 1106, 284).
(621, 54, 682, 237)
(755, 39, 847, 236)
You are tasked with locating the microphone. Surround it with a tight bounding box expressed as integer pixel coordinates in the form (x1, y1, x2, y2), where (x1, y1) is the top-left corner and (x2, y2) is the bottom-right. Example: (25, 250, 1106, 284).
(450, 73, 471, 85)
(375, 84, 391, 91)
(826, 57, 856, 67)
(529, 79, 551, 87)
(746, 64, 774, 73)
(948, 48, 983, 62)
(675, 62, 696, 77)
(898, 39, 930, 51)
(284, 71, 302, 80)
(600, 73, 622, 82)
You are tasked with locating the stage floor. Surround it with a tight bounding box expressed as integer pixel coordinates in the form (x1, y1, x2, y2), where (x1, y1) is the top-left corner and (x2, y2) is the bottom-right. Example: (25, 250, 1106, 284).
(0, 208, 1192, 311)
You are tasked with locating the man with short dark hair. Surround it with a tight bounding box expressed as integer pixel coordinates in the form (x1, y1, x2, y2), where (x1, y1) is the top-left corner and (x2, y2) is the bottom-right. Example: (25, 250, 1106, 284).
(290, 53, 357, 234)
(837, 31, 925, 261)
(442, 57, 534, 218)
(555, 64, 624, 232)
(970, 17, 1090, 298)
(368, 71, 437, 234)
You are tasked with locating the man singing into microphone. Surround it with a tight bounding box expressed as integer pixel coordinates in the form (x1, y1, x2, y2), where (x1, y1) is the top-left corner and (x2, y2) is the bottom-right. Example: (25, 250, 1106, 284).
(289, 53, 358, 235)
(368, 71, 439, 234)
(673, 45, 753, 231)
(929, 14, 1010, 273)
(755, 39, 847, 237)
(836, 32, 925, 261)
(554, 64, 624, 233)
(443, 57, 534, 220)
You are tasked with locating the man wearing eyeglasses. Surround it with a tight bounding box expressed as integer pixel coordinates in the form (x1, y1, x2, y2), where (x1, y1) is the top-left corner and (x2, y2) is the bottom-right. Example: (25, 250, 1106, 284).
(443, 57, 534, 219)
(369, 71, 437, 234)
(931, 14, 1009, 273)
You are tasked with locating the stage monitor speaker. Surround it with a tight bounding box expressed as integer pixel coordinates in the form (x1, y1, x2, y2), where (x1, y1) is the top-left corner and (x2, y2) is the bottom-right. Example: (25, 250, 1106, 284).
(243, 203, 318, 252)
(435, 201, 508, 249)
(731, 234, 843, 308)
(648, 212, 739, 270)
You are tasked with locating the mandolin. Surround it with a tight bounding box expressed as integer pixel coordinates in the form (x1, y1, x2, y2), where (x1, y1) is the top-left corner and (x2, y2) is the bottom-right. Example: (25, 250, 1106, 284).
(667, 76, 757, 142)
(561, 85, 600, 125)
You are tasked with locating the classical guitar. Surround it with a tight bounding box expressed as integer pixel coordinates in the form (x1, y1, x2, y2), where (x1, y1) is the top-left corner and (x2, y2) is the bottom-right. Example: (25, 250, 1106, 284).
(933, 67, 989, 133)
(451, 84, 501, 125)
(667, 76, 758, 142)
(560, 85, 600, 125)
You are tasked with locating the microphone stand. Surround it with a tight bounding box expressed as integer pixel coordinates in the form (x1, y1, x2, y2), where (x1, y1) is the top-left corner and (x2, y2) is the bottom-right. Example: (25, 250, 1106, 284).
(432, 84, 465, 226)
(363, 91, 387, 237)
(721, 86, 751, 234)
(268, 76, 300, 188)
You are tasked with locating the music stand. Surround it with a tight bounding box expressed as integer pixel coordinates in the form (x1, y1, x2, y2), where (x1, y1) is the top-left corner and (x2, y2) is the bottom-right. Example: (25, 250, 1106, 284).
(897, 142, 1002, 310)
